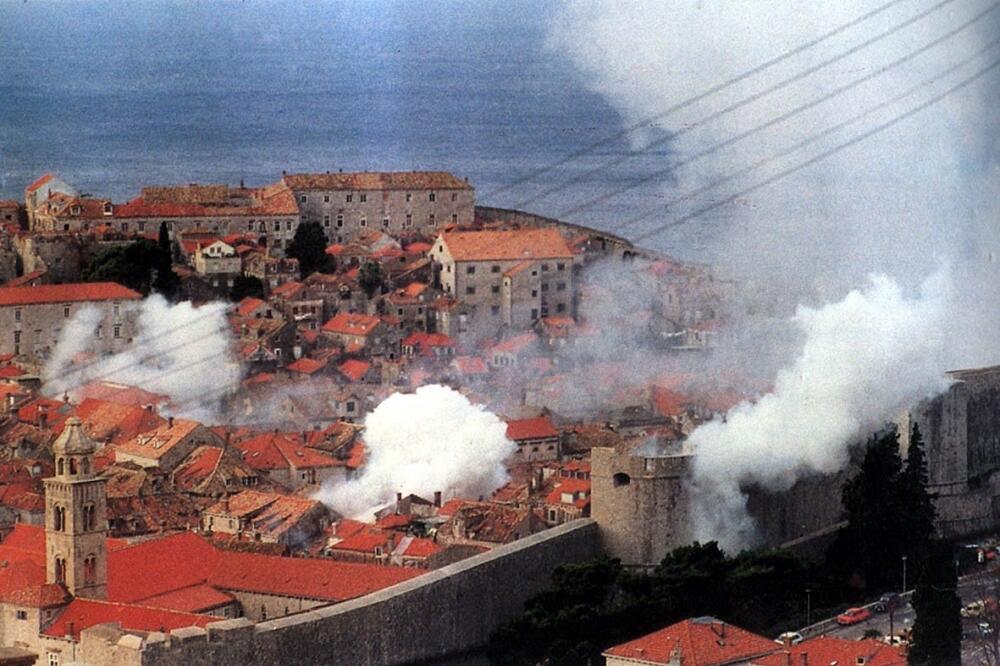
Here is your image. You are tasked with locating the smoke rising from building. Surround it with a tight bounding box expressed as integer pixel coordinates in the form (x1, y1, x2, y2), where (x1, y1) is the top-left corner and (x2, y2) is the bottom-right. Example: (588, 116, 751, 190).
(43, 295, 240, 421)
(688, 270, 954, 550)
(548, 2, 999, 547)
(314, 384, 516, 519)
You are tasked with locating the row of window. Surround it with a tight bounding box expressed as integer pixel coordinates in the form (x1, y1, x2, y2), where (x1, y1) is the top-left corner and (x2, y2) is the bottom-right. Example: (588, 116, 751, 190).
(321, 212, 456, 229)
(469, 262, 567, 275)
(51, 501, 98, 531)
(302, 191, 459, 204)
(463, 283, 566, 296)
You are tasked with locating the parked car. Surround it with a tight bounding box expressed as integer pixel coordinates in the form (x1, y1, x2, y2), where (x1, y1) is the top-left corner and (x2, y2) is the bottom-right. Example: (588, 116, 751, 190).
(836, 607, 872, 626)
(962, 601, 986, 618)
(775, 632, 804, 645)
(874, 593, 901, 613)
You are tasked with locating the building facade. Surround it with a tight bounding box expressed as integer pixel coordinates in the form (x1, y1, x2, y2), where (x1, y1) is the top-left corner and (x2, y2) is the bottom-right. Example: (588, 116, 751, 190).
(0, 282, 142, 358)
(282, 172, 474, 243)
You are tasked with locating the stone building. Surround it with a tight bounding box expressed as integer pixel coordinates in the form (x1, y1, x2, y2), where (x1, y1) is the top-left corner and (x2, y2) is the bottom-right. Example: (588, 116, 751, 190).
(430, 228, 576, 339)
(192, 239, 241, 292)
(281, 171, 474, 243)
(0, 282, 141, 358)
(901, 364, 1000, 538)
(24, 173, 78, 228)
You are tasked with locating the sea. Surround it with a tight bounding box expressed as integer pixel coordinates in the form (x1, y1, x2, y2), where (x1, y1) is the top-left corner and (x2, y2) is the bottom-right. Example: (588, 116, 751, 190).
(0, 0, 688, 254)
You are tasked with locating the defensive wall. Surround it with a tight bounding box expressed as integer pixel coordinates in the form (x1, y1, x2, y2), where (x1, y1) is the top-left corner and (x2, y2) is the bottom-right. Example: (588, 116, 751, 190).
(79, 519, 600, 666)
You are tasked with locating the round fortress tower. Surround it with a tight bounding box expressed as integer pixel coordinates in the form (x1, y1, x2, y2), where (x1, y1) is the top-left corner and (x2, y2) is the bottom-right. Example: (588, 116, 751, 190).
(590, 445, 692, 567)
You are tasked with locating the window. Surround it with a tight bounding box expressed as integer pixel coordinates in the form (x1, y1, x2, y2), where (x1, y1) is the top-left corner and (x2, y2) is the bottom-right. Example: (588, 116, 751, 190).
(299, 195, 307, 203)
(405, 193, 412, 202)
(429, 192, 436, 202)
(429, 214, 435, 225)
(556, 282, 566, 291)
(261, 606, 267, 620)
(541, 263, 550, 271)
(466, 266, 475, 275)
(138, 221, 146, 232)
(323, 195, 330, 203)
(15, 610, 26, 620)
(360, 217, 367, 228)
(247, 221, 254, 231)
(286, 220, 293, 230)
(613, 472, 631, 487)
(557, 262, 566, 271)
(273, 221, 281, 231)
(120, 222, 128, 233)
(13, 330, 20, 344)
(451, 192, 458, 202)
(359, 193, 367, 203)
(113, 325, 121, 339)
(324, 215, 331, 227)
(83, 503, 96, 530)
(465, 286, 475, 295)
(556, 303, 566, 313)
(346, 401, 356, 412)
(531, 290, 538, 297)
(336, 214, 344, 227)
(13, 308, 19, 323)
(451, 214, 458, 224)
(54, 557, 65, 584)
(259, 221, 266, 232)
(84, 555, 97, 583)
(491, 306, 500, 316)
(48, 653, 60, 666)
(541, 283, 549, 292)
(346, 193, 353, 203)
(530, 308, 538, 319)
(382, 217, 389, 228)
(113, 303, 120, 317)
(405, 213, 412, 227)
(95, 326, 102, 339)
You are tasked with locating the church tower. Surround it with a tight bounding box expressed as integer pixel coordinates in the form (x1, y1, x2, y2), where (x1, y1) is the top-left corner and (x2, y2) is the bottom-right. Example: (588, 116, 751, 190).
(44, 417, 107, 599)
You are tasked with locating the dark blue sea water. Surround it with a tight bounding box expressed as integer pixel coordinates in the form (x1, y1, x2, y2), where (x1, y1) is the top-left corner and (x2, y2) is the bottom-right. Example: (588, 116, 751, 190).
(0, 1, 683, 250)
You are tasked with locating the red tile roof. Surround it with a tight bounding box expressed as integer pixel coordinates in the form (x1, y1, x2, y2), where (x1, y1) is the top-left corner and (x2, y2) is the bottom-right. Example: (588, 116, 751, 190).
(112, 418, 203, 462)
(72, 398, 165, 444)
(338, 359, 371, 383)
(603, 617, 779, 666)
(754, 636, 905, 666)
(0, 282, 141, 306)
(544, 478, 591, 507)
(439, 229, 573, 261)
(652, 386, 688, 418)
(283, 172, 471, 191)
(44, 598, 216, 640)
(492, 332, 538, 354)
(322, 312, 381, 336)
(237, 433, 342, 471)
(400, 537, 440, 558)
(75, 381, 169, 407)
(135, 583, 235, 613)
(287, 357, 327, 375)
(26, 173, 56, 193)
(506, 416, 558, 441)
(235, 297, 265, 318)
(452, 356, 489, 376)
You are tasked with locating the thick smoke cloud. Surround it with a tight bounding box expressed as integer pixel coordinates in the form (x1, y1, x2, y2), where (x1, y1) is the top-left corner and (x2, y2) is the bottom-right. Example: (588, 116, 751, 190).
(548, 2, 999, 546)
(43, 296, 240, 422)
(314, 384, 516, 520)
(688, 270, 954, 550)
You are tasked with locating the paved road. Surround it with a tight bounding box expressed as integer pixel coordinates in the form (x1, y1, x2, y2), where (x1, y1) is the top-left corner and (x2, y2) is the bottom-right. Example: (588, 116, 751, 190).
(798, 577, 997, 664)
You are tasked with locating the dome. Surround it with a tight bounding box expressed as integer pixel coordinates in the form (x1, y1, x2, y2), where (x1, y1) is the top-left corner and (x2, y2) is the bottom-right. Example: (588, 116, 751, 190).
(52, 417, 96, 456)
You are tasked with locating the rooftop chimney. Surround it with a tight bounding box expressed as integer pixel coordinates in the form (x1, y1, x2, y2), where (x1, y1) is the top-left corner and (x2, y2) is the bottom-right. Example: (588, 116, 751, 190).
(167, 416, 174, 428)
(433, 491, 442, 507)
(396, 492, 402, 504)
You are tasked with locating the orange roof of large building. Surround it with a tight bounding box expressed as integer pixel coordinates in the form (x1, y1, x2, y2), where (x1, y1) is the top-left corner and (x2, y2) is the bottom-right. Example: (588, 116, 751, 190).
(282, 171, 471, 191)
(25, 173, 56, 193)
(603, 617, 779, 666)
(505, 416, 558, 441)
(72, 398, 165, 444)
(236, 432, 342, 471)
(113, 418, 204, 462)
(439, 228, 573, 261)
(337, 359, 371, 383)
(322, 311, 382, 336)
(287, 357, 328, 375)
(753, 636, 905, 666)
(43, 598, 216, 640)
(0, 282, 141, 306)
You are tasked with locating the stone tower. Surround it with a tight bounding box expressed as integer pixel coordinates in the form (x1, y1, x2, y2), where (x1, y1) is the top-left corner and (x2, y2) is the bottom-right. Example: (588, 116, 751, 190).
(590, 446, 691, 567)
(44, 417, 108, 599)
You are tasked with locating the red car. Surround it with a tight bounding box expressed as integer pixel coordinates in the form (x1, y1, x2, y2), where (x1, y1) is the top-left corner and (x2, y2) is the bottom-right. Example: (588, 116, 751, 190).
(836, 607, 872, 626)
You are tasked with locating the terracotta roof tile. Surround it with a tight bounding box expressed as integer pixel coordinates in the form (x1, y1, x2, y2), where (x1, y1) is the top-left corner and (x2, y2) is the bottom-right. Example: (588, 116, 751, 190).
(283, 171, 472, 191)
(0, 282, 141, 306)
(440, 229, 572, 261)
(603, 617, 779, 666)
(506, 416, 558, 441)
(237, 433, 342, 472)
(338, 359, 371, 383)
(322, 312, 381, 336)
(44, 598, 216, 639)
(25, 173, 56, 193)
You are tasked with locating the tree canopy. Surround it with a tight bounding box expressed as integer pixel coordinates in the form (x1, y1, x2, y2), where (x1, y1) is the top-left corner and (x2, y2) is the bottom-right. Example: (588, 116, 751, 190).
(286, 221, 330, 277)
(229, 274, 264, 302)
(83, 240, 165, 296)
(909, 542, 962, 665)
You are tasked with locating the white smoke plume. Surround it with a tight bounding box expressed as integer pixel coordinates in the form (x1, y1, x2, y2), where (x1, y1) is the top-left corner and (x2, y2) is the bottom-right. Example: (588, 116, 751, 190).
(314, 384, 516, 520)
(688, 270, 954, 550)
(43, 295, 240, 422)
(548, 2, 999, 547)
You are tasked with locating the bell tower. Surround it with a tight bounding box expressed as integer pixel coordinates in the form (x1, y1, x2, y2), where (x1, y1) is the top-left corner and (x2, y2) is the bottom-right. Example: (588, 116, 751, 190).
(44, 417, 107, 599)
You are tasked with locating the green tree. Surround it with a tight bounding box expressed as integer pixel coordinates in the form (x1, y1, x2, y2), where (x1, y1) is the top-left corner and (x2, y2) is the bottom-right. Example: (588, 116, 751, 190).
(909, 543, 962, 666)
(359, 261, 383, 298)
(834, 426, 909, 590)
(900, 422, 936, 558)
(286, 221, 330, 277)
(82, 240, 163, 295)
(230, 274, 264, 302)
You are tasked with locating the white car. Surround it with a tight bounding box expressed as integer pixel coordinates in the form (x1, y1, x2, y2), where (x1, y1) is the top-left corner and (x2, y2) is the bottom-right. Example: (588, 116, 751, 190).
(775, 632, 804, 645)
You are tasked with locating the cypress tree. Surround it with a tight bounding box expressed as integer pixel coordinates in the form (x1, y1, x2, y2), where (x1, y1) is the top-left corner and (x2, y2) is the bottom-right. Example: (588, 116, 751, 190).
(900, 422, 937, 558)
(909, 543, 962, 666)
